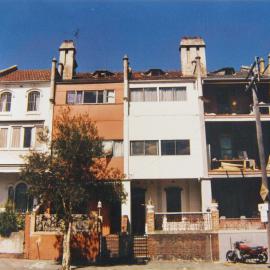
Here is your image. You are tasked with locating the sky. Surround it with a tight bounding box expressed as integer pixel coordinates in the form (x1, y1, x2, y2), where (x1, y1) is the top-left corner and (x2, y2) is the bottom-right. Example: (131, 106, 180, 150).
(1, 0, 270, 73)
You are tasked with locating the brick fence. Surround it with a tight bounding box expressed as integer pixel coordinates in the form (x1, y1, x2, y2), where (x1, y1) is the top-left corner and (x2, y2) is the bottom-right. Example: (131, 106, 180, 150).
(147, 233, 219, 261)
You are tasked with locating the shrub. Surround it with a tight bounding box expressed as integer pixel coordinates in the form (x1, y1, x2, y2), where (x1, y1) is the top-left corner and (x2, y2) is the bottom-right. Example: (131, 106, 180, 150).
(0, 210, 18, 237)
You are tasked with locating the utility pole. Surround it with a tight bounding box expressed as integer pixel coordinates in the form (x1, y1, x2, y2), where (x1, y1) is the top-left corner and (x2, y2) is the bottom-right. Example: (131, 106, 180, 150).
(246, 57, 270, 259)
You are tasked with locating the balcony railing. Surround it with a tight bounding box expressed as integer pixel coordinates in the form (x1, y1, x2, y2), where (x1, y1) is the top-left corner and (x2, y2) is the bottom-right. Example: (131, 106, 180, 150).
(154, 212, 212, 232)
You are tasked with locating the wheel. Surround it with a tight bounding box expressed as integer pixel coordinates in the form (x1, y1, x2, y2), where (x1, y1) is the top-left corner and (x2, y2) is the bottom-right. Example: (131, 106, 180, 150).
(226, 250, 237, 263)
(258, 252, 268, 264)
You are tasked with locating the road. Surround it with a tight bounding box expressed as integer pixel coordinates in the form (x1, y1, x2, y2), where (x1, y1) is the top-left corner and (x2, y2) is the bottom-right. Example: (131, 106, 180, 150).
(0, 259, 269, 270)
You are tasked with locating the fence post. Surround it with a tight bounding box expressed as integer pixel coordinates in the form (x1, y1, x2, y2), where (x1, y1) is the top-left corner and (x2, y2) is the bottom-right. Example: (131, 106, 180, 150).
(146, 202, 155, 234)
(211, 203, 219, 231)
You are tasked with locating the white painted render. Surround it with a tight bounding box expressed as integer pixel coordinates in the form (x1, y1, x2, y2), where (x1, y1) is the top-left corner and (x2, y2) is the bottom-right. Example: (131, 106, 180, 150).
(0, 82, 51, 168)
(128, 82, 206, 180)
(0, 81, 52, 210)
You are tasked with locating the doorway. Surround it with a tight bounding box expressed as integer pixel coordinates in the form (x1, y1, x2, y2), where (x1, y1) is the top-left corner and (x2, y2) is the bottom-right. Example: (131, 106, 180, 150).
(131, 188, 146, 234)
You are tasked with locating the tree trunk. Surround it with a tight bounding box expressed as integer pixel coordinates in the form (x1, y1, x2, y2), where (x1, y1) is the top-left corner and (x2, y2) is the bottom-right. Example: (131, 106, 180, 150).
(62, 220, 72, 270)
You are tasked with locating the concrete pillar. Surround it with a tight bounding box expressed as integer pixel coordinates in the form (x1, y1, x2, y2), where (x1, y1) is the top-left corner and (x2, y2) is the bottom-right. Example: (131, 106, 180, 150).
(121, 180, 131, 233)
(145, 203, 155, 234)
(121, 55, 132, 233)
(201, 179, 212, 212)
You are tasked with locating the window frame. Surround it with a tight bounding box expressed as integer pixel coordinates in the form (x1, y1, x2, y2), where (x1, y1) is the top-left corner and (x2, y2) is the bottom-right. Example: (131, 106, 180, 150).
(130, 87, 158, 102)
(161, 140, 190, 156)
(27, 90, 40, 112)
(130, 140, 159, 156)
(66, 90, 115, 105)
(0, 91, 12, 112)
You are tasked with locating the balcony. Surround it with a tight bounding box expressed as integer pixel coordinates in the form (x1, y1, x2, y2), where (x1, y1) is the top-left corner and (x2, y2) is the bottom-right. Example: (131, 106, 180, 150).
(206, 122, 270, 177)
(203, 83, 270, 121)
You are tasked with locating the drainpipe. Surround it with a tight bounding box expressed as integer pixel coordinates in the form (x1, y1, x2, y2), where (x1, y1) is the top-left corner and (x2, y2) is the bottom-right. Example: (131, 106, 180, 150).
(49, 58, 57, 146)
(195, 56, 212, 212)
(122, 55, 132, 232)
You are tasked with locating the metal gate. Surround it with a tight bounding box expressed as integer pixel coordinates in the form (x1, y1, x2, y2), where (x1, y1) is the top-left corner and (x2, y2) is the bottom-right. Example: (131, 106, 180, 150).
(132, 235, 148, 260)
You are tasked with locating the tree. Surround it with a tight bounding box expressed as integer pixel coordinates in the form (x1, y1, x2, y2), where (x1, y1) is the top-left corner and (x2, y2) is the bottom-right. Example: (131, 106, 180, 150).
(20, 109, 125, 270)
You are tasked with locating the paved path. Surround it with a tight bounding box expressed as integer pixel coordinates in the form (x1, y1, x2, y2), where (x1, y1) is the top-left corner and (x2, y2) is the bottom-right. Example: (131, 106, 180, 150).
(0, 259, 269, 270)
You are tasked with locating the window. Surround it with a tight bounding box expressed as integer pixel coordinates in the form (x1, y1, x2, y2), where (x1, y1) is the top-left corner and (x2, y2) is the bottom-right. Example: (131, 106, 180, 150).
(0, 92, 12, 112)
(130, 140, 158, 155)
(66, 90, 115, 104)
(35, 126, 44, 148)
(27, 91, 40, 111)
(130, 88, 157, 102)
(23, 127, 33, 148)
(161, 140, 190, 155)
(0, 128, 8, 148)
(11, 127, 21, 148)
(159, 87, 187, 101)
(165, 187, 181, 212)
(102, 140, 123, 157)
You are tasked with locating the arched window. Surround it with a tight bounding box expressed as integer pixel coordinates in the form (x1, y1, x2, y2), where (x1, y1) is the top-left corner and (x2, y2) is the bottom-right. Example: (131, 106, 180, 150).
(15, 183, 28, 212)
(27, 91, 40, 111)
(0, 92, 12, 112)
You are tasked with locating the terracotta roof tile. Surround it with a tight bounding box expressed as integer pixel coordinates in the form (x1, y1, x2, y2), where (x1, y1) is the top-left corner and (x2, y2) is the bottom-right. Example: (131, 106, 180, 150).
(0, 70, 50, 82)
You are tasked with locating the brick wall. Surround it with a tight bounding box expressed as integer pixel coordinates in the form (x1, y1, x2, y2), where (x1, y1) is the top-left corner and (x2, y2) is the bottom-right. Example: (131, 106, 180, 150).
(148, 233, 219, 261)
(219, 218, 266, 230)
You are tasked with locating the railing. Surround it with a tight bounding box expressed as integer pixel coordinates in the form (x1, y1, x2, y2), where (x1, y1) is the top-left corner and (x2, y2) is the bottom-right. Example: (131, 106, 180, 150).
(154, 212, 212, 232)
(35, 214, 98, 232)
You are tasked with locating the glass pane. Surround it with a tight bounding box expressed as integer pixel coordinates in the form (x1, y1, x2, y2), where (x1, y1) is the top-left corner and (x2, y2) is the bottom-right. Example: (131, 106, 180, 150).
(102, 141, 113, 155)
(106, 90, 115, 103)
(176, 140, 190, 155)
(159, 88, 174, 101)
(76, 91, 83, 104)
(174, 87, 187, 101)
(113, 141, 123, 157)
(0, 92, 12, 112)
(84, 91, 97, 103)
(27, 91, 40, 111)
(144, 88, 157, 102)
(161, 140, 175, 155)
(130, 89, 143, 102)
(0, 128, 8, 148)
(66, 91, 75, 104)
(15, 183, 28, 212)
(131, 141, 144, 155)
(11, 127, 21, 148)
(23, 127, 32, 148)
(145, 140, 158, 155)
(97, 91, 104, 103)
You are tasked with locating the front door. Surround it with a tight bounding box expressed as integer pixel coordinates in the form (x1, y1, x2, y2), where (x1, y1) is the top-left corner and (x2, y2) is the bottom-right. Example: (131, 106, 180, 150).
(131, 188, 146, 234)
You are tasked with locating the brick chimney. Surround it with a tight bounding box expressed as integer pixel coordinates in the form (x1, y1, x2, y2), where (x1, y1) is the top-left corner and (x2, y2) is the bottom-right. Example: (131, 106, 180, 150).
(180, 37, 207, 76)
(58, 40, 77, 80)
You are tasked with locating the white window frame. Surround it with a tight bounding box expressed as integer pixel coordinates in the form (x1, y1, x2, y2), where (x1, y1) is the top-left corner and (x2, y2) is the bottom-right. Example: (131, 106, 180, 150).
(0, 90, 12, 113)
(66, 90, 115, 105)
(27, 90, 41, 112)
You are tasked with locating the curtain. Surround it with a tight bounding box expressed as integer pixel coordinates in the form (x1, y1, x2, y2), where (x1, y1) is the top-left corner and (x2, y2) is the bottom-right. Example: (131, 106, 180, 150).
(76, 91, 83, 104)
(106, 90, 115, 103)
(67, 91, 75, 104)
(11, 127, 21, 148)
(144, 88, 157, 102)
(145, 141, 158, 155)
(113, 141, 123, 156)
(130, 89, 143, 102)
(174, 87, 187, 101)
(131, 141, 144, 155)
(35, 126, 43, 148)
(159, 88, 174, 101)
(0, 128, 8, 148)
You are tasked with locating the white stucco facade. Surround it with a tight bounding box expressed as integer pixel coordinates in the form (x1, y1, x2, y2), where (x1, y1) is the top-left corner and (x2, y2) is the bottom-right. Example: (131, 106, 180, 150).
(0, 80, 52, 210)
(123, 79, 210, 225)
(128, 81, 206, 180)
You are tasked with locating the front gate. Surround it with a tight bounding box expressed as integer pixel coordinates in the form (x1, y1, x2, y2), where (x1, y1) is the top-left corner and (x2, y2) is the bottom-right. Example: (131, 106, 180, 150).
(102, 234, 148, 261)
